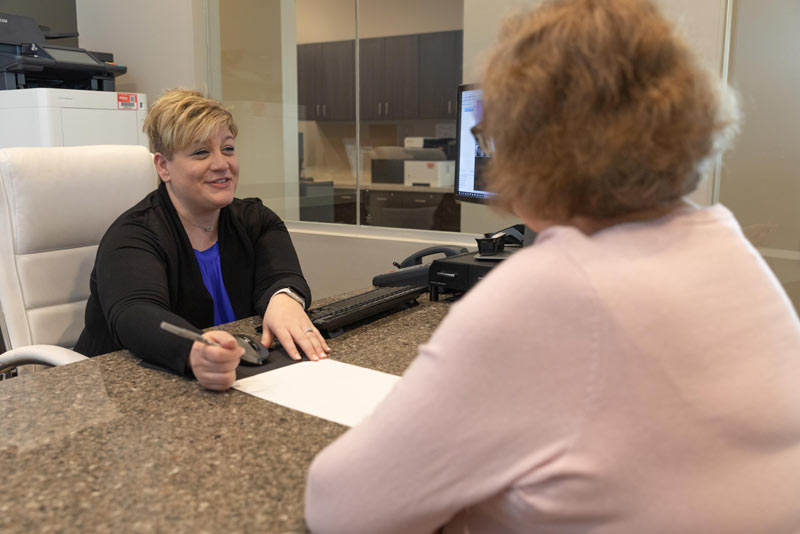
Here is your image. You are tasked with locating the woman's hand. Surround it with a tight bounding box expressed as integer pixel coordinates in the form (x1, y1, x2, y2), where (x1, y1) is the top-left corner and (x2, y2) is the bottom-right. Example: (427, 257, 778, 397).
(189, 330, 244, 390)
(261, 293, 331, 361)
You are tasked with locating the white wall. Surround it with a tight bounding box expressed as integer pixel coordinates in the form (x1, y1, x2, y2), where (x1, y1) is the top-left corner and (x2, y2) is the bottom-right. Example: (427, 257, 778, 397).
(718, 0, 800, 308)
(76, 0, 209, 103)
(721, 0, 800, 249)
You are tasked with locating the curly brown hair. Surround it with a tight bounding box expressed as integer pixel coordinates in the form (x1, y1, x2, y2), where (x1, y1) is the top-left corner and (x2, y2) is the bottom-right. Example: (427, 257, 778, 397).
(143, 89, 238, 159)
(481, 0, 739, 220)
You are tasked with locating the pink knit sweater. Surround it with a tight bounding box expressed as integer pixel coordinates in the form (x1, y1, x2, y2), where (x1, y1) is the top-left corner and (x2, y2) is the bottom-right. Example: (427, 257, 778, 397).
(306, 204, 800, 533)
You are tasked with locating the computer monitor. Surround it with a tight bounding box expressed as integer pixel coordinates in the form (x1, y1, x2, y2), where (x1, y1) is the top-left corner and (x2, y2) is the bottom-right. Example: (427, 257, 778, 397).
(454, 84, 494, 204)
(454, 83, 537, 247)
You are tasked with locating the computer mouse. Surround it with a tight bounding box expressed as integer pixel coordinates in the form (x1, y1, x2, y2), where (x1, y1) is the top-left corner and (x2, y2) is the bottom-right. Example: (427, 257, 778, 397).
(233, 333, 271, 366)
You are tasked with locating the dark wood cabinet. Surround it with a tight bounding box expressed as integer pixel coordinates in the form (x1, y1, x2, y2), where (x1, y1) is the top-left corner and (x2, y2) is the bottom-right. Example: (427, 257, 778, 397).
(359, 35, 419, 120)
(299, 30, 461, 123)
(365, 189, 460, 231)
(333, 187, 367, 224)
(358, 38, 383, 121)
(297, 43, 320, 121)
(299, 180, 334, 222)
(297, 40, 355, 121)
(419, 30, 463, 119)
(323, 40, 356, 121)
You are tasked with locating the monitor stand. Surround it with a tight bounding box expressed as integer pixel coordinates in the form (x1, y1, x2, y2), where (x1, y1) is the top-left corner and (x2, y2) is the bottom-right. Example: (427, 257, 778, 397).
(428, 225, 537, 300)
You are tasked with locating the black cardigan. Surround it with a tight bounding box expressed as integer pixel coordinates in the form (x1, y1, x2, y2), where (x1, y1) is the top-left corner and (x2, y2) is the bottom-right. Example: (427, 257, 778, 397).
(74, 182, 311, 374)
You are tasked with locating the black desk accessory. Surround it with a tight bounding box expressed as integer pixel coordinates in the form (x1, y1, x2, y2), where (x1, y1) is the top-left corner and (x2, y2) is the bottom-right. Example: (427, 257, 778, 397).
(428, 249, 517, 301)
(234, 328, 311, 379)
(373, 245, 468, 287)
(476, 232, 506, 256)
(235, 345, 300, 379)
(308, 285, 428, 338)
(233, 333, 271, 365)
(372, 263, 430, 287)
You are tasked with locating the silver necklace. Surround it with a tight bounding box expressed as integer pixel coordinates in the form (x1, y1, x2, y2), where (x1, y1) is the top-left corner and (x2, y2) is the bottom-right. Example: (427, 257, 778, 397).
(181, 215, 215, 232)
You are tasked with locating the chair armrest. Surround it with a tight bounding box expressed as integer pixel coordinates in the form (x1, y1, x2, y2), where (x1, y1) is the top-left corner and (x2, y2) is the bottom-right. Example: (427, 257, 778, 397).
(0, 345, 88, 368)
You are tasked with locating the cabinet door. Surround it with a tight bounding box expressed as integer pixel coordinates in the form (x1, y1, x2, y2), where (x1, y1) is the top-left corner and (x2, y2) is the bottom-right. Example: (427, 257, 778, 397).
(419, 31, 462, 119)
(365, 190, 397, 226)
(333, 187, 358, 224)
(321, 40, 355, 121)
(359, 37, 384, 121)
(297, 43, 322, 121)
(383, 34, 419, 120)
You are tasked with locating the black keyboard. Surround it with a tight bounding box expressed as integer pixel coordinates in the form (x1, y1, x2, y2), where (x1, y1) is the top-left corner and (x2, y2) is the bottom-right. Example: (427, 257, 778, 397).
(309, 285, 428, 337)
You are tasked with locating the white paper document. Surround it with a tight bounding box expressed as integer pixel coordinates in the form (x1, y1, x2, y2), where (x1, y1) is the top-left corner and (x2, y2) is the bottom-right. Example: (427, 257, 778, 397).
(233, 359, 401, 427)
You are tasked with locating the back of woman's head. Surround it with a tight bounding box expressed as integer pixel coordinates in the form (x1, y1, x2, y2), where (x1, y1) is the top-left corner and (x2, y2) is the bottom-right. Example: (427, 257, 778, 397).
(144, 89, 238, 159)
(482, 0, 738, 220)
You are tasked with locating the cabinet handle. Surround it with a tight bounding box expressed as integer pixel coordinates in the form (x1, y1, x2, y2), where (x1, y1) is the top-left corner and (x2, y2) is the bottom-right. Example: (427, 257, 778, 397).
(378, 102, 382, 116)
(316, 104, 320, 117)
(413, 199, 427, 204)
(322, 104, 327, 118)
(438, 272, 457, 278)
(385, 101, 389, 116)
(448, 100, 452, 114)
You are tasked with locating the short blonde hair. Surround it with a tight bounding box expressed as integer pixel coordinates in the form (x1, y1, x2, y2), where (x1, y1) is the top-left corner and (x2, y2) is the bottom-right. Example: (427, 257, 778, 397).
(482, 0, 739, 219)
(143, 89, 238, 159)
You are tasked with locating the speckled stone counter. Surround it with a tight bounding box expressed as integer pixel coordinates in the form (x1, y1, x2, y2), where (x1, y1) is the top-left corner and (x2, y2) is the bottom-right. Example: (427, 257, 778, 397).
(0, 292, 451, 534)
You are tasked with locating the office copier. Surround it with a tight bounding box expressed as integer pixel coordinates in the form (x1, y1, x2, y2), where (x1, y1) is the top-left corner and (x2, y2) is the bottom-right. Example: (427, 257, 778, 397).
(0, 12, 126, 91)
(0, 13, 147, 148)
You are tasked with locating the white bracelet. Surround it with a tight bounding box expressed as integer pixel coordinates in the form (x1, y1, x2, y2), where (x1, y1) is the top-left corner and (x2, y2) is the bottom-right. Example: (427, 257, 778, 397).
(271, 287, 306, 308)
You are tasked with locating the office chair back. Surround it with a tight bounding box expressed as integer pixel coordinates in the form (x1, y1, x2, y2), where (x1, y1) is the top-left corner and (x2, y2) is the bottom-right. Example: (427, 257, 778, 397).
(0, 145, 158, 351)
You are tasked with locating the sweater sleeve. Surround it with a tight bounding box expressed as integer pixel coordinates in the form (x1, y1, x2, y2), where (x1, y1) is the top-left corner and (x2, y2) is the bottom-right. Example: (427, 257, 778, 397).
(304, 247, 605, 533)
(95, 219, 197, 374)
(246, 202, 311, 315)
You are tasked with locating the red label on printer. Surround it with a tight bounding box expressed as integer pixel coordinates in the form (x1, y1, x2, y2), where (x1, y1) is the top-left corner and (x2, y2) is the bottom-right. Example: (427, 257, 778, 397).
(117, 93, 138, 110)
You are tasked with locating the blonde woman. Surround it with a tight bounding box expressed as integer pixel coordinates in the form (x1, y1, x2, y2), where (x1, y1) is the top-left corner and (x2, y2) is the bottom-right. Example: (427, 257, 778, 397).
(76, 89, 329, 389)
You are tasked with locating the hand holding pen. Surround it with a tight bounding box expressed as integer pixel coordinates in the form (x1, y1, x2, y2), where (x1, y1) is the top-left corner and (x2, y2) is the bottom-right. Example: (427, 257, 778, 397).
(161, 321, 243, 391)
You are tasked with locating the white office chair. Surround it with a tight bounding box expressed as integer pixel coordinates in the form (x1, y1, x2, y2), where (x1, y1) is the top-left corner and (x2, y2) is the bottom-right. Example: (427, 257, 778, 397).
(0, 145, 158, 372)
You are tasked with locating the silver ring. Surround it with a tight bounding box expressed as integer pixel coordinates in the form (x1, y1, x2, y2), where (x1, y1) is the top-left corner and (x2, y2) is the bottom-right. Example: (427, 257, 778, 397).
(303, 327, 314, 334)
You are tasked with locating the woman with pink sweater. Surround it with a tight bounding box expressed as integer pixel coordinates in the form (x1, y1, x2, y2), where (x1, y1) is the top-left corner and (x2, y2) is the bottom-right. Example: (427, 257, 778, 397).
(305, 0, 800, 532)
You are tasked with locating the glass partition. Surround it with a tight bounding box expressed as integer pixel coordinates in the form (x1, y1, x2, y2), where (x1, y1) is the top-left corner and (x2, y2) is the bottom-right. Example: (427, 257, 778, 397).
(214, 0, 464, 230)
(356, 1, 463, 231)
(216, 0, 312, 222)
(296, 0, 358, 223)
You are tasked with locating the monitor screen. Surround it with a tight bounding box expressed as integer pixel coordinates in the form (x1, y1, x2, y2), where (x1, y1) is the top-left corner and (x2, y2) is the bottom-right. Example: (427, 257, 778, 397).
(454, 84, 494, 204)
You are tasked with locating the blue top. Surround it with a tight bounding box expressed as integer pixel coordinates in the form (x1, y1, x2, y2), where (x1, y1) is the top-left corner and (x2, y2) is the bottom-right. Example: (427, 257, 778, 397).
(193, 242, 237, 326)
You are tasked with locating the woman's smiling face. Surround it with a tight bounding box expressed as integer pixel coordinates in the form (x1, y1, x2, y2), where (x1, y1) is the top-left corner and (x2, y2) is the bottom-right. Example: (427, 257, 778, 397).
(159, 127, 239, 216)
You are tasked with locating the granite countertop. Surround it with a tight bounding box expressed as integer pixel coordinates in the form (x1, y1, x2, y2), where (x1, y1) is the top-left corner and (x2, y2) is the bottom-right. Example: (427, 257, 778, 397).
(0, 292, 452, 534)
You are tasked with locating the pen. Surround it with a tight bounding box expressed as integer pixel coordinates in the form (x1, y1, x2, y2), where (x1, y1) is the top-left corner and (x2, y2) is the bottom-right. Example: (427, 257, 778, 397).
(160, 321, 221, 347)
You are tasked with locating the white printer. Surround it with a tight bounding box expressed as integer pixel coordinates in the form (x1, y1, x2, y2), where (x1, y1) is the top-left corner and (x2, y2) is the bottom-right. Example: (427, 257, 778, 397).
(402, 137, 456, 186)
(0, 88, 148, 148)
(404, 160, 455, 188)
